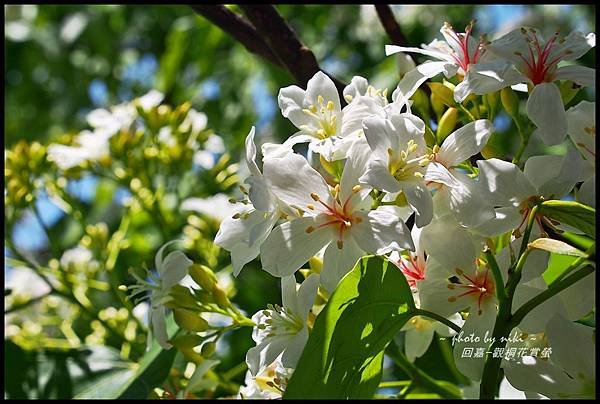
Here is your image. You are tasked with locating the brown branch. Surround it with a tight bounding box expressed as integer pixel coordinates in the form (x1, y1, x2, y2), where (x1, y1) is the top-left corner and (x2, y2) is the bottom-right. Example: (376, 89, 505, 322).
(239, 5, 346, 99)
(190, 5, 283, 68)
(374, 5, 408, 46)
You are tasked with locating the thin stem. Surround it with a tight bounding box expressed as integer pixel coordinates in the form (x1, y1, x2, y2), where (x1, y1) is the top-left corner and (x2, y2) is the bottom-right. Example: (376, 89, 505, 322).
(510, 265, 595, 328)
(385, 342, 462, 399)
(483, 247, 508, 305)
(412, 309, 461, 333)
(378, 380, 411, 389)
(458, 103, 476, 122)
(223, 361, 248, 381)
(511, 119, 530, 165)
(516, 204, 539, 264)
(32, 204, 60, 256)
(5, 292, 53, 313)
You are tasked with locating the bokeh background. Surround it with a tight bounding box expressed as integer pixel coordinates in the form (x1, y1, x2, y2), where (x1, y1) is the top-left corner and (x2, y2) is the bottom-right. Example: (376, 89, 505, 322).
(4, 4, 596, 399)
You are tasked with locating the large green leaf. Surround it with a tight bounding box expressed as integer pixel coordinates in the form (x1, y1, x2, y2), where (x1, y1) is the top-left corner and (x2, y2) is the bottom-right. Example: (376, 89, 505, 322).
(540, 200, 596, 238)
(284, 255, 416, 399)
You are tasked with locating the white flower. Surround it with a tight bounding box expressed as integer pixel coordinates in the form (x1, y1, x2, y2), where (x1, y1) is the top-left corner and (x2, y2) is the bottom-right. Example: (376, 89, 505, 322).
(128, 241, 193, 349)
(485, 28, 596, 145)
(246, 274, 319, 376)
(566, 100, 595, 207)
(502, 314, 595, 399)
(86, 102, 136, 137)
(424, 119, 495, 227)
(214, 128, 295, 276)
(386, 21, 519, 102)
(136, 89, 164, 112)
(181, 193, 245, 222)
(260, 145, 413, 292)
(47, 129, 112, 170)
(179, 109, 208, 136)
(475, 147, 584, 237)
(401, 313, 464, 363)
(359, 113, 433, 227)
(417, 248, 497, 381)
(278, 71, 378, 161)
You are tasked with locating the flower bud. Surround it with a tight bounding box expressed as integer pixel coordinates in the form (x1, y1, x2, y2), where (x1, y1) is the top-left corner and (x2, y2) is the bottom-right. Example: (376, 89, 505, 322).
(500, 87, 520, 119)
(427, 82, 456, 108)
(189, 264, 217, 291)
(167, 285, 199, 310)
(212, 285, 230, 310)
(430, 92, 446, 120)
(173, 309, 209, 332)
(436, 107, 458, 143)
(424, 125, 436, 147)
(201, 341, 217, 358)
(395, 192, 409, 207)
(484, 91, 500, 118)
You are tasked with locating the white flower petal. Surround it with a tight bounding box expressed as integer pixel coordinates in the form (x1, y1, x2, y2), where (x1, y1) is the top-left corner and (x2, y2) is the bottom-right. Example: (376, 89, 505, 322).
(260, 217, 332, 277)
(395, 61, 459, 100)
(438, 119, 493, 167)
(360, 161, 402, 194)
(320, 237, 364, 293)
(554, 65, 595, 87)
(477, 159, 536, 207)
(578, 176, 595, 207)
(405, 325, 434, 362)
(352, 209, 414, 255)
(263, 153, 333, 212)
(306, 71, 341, 114)
(454, 61, 525, 102)
(281, 326, 309, 369)
(523, 146, 583, 199)
(419, 214, 477, 271)
(151, 306, 172, 350)
(278, 85, 310, 129)
(404, 182, 433, 228)
(160, 250, 193, 289)
(526, 82, 568, 146)
(296, 273, 320, 318)
(453, 300, 497, 382)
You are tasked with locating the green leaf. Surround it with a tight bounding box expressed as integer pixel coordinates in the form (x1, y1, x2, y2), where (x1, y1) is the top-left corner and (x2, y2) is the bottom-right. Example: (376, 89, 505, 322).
(528, 238, 587, 257)
(540, 200, 596, 238)
(75, 315, 178, 399)
(284, 256, 416, 399)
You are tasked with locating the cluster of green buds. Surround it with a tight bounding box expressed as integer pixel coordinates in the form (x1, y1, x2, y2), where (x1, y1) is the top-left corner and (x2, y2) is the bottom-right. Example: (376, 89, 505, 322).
(5, 141, 48, 210)
(165, 263, 253, 361)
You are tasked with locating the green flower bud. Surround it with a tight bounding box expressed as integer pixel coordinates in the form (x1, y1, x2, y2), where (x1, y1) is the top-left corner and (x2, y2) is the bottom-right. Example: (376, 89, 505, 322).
(427, 82, 457, 108)
(500, 87, 520, 119)
(201, 341, 216, 358)
(484, 91, 500, 119)
(395, 192, 409, 207)
(189, 264, 217, 291)
(212, 285, 230, 310)
(430, 92, 446, 120)
(173, 309, 209, 332)
(436, 107, 458, 143)
(424, 125, 436, 147)
(167, 285, 199, 310)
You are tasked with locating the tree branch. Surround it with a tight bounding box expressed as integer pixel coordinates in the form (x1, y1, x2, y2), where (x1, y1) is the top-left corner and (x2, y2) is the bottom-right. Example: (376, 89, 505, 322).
(374, 5, 407, 46)
(239, 5, 346, 97)
(190, 5, 283, 68)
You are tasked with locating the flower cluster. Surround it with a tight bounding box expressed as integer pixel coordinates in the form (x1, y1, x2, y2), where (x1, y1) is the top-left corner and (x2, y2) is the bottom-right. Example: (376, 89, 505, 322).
(139, 21, 595, 399)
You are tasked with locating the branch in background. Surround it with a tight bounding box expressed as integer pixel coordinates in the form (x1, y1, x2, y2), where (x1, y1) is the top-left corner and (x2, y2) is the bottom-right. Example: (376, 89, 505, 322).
(190, 5, 283, 68)
(374, 5, 408, 46)
(239, 5, 346, 98)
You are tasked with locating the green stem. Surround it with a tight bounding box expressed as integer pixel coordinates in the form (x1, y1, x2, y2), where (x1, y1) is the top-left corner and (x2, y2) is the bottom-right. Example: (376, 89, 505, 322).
(484, 248, 508, 305)
(223, 361, 248, 381)
(458, 103, 476, 122)
(386, 342, 462, 399)
(413, 309, 461, 333)
(32, 204, 60, 256)
(511, 119, 530, 165)
(378, 380, 411, 389)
